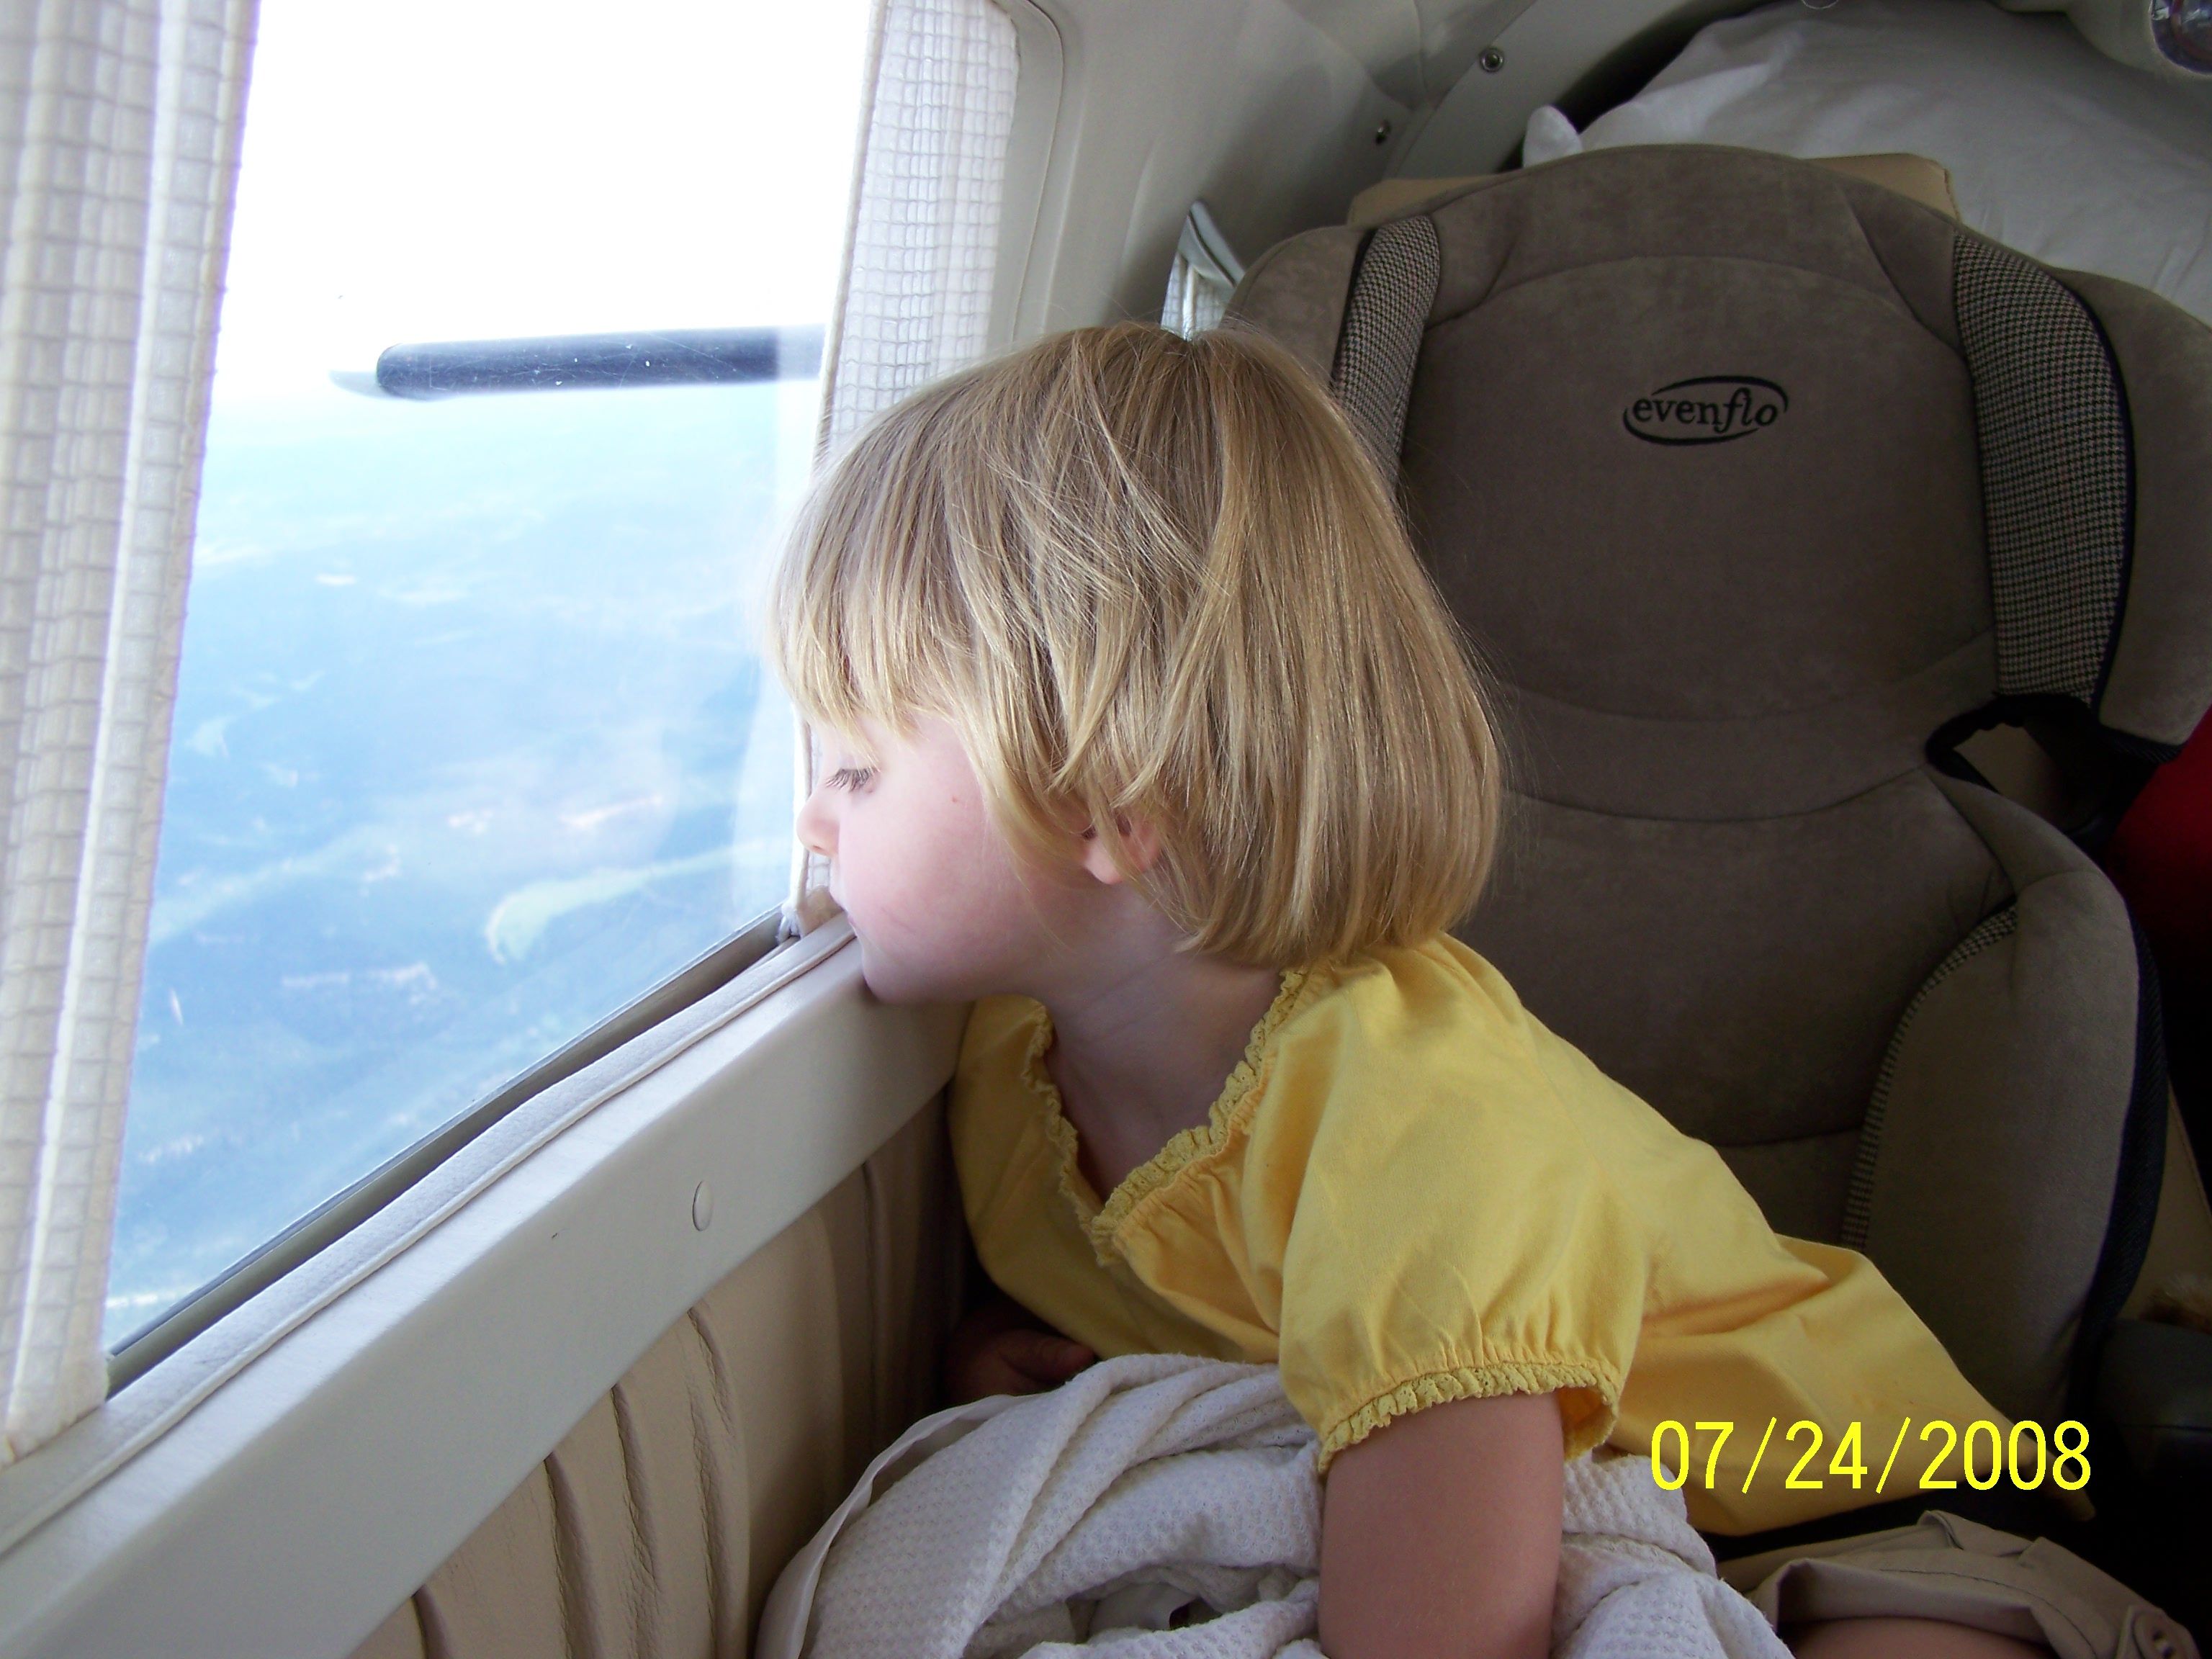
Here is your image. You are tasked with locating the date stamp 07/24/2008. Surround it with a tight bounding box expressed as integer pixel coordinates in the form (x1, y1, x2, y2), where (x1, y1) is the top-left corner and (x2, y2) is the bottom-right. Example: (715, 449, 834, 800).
(1647, 1418, 2091, 1496)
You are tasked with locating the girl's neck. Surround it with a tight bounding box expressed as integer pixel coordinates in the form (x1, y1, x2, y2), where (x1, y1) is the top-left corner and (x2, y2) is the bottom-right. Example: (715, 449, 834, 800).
(1033, 925, 1285, 1200)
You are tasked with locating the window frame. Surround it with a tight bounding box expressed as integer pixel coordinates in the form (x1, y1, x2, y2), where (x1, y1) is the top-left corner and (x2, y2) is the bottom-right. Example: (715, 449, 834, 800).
(0, 921, 963, 1659)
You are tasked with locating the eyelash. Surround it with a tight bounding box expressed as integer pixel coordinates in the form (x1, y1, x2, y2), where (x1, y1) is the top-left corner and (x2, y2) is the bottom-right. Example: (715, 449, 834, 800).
(826, 765, 876, 793)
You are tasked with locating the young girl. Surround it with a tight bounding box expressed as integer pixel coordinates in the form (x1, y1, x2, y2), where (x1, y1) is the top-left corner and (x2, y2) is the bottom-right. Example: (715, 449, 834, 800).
(768, 324, 2160, 1659)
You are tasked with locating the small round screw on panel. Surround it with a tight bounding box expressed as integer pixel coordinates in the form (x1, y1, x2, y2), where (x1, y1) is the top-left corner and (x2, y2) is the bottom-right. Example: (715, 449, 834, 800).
(691, 1180, 714, 1232)
(1373, 120, 1393, 145)
(1478, 45, 1506, 73)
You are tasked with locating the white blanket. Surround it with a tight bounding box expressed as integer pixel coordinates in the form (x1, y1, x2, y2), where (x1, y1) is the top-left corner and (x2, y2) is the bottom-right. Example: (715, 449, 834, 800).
(757, 1354, 1791, 1659)
(1523, 0, 2212, 325)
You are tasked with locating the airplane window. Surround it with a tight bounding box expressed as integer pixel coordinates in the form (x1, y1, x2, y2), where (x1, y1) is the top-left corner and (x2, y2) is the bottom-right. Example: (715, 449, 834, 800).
(104, 0, 869, 1350)
(1161, 203, 1244, 338)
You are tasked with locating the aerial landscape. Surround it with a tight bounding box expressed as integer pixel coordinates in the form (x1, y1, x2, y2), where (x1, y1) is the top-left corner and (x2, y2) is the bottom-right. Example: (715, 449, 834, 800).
(99, 0, 863, 1349)
(106, 377, 805, 1343)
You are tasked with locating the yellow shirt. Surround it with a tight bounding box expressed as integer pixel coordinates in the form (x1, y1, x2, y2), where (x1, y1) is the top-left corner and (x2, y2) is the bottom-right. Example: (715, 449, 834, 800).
(950, 933, 2002, 1534)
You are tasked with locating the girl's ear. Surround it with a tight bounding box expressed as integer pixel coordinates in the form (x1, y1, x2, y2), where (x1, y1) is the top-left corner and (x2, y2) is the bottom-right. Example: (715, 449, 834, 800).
(1078, 812, 1164, 885)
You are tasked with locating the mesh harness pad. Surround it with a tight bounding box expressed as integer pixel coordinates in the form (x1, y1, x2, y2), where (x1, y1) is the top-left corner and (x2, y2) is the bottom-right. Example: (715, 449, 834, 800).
(1328, 215, 1439, 472)
(1954, 236, 2134, 712)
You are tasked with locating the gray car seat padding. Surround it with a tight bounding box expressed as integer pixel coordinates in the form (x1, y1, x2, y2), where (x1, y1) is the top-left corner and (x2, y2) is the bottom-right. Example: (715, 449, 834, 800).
(1841, 902, 2024, 1259)
(1843, 775, 2156, 1421)
(1223, 146, 2210, 1424)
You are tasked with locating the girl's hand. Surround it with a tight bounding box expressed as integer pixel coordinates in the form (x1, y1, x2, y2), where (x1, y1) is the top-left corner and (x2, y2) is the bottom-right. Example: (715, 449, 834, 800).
(945, 1292, 1097, 1403)
(1319, 1390, 1565, 1659)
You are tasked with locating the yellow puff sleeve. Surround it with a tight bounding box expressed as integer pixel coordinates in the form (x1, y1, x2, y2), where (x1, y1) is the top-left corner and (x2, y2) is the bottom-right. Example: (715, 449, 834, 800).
(1251, 942, 1827, 1472)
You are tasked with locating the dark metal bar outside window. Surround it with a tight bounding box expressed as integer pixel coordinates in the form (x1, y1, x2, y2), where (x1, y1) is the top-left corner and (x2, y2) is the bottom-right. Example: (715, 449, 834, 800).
(367, 325, 824, 398)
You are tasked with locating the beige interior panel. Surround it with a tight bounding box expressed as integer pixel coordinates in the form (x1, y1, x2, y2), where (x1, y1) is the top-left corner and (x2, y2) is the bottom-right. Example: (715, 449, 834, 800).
(1800, 153, 1959, 217)
(417, 1465, 565, 1658)
(719, 1185, 872, 1637)
(1349, 153, 1959, 228)
(2125, 1094, 2212, 1316)
(858, 1100, 965, 1453)
(352, 1601, 426, 1659)
(351, 1100, 956, 1659)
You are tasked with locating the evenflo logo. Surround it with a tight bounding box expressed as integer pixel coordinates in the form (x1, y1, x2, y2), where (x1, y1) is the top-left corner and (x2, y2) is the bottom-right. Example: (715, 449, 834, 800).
(1623, 377, 1789, 445)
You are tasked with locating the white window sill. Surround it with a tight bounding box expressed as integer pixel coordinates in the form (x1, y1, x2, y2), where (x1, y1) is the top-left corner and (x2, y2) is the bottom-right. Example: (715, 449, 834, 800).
(0, 918, 963, 1659)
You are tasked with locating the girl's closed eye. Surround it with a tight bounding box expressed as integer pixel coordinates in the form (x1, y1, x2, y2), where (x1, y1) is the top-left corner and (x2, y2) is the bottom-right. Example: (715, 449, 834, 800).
(827, 765, 876, 793)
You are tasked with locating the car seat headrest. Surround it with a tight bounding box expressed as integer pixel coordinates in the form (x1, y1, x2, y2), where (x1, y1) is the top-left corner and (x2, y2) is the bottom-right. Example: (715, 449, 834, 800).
(1228, 148, 2212, 784)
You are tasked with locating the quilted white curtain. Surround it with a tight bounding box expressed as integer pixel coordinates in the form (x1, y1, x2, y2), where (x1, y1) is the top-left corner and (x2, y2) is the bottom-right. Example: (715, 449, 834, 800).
(819, 0, 1017, 453)
(790, 0, 1018, 932)
(0, 0, 256, 1465)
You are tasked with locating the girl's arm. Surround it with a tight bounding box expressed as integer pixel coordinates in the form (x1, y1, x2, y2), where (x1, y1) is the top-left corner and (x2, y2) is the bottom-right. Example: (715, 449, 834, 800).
(1318, 1390, 1564, 1659)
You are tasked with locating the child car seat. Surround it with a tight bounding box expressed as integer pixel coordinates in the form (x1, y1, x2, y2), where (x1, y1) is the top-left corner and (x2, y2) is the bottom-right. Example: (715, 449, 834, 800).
(1225, 147, 2212, 1445)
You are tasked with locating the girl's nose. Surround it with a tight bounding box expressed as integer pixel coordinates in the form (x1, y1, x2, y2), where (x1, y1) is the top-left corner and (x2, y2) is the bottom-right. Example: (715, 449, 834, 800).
(795, 785, 836, 858)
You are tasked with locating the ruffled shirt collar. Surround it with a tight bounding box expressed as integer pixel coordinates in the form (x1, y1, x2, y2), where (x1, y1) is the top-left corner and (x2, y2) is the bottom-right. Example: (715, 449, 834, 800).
(1010, 966, 1324, 1257)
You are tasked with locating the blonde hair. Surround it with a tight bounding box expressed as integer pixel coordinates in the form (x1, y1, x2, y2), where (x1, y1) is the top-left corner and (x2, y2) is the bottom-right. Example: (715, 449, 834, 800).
(768, 322, 1501, 968)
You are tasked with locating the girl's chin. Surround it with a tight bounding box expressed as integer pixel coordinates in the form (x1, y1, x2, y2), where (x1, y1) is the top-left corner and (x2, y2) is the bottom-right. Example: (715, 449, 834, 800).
(853, 940, 935, 1005)
(855, 940, 994, 1009)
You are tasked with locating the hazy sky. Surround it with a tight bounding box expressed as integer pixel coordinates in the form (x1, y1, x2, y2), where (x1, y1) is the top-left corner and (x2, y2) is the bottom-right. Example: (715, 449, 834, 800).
(213, 0, 871, 401)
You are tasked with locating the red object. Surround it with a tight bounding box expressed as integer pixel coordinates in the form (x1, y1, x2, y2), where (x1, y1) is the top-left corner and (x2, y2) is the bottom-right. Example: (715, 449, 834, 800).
(2105, 709, 2212, 984)
(2107, 706, 2212, 1151)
